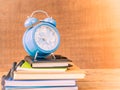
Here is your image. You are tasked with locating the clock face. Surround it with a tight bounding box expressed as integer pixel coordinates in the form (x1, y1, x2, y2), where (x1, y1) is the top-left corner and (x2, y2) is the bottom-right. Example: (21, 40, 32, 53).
(34, 25, 59, 51)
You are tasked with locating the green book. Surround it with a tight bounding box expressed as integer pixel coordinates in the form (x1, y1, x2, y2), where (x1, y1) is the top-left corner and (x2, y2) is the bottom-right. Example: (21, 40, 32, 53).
(16, 61, 67, 72)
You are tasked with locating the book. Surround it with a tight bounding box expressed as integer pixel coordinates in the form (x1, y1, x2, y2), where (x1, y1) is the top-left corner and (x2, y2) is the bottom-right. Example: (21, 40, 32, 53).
(17, 67, 67, 72)
(24, 55, 72, 68)
(13, 63, 85, 80)
(4, 79, 76, 87)
(5, 86, 78, 90)
(1, 56, 84, 90)
(16, 61, 68, 72)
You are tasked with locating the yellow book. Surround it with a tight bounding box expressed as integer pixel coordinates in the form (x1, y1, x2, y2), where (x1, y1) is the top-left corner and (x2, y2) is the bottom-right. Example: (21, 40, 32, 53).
(13, 62, 85, 80)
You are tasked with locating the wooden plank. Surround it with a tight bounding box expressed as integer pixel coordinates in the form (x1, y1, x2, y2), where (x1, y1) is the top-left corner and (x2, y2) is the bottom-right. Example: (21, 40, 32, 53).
(80, 69, 120, 82)
(77, 82, 120, 90)
(0, 69, 120, 90)
(77, 69, 120, 90)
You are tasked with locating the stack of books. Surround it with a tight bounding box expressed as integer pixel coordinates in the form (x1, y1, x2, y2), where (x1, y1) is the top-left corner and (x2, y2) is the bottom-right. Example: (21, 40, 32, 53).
(1, 55, 85, 90)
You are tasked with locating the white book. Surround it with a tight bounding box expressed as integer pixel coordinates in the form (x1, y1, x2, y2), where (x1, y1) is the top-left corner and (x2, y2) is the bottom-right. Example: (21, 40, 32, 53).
(4, 80, 76, 87)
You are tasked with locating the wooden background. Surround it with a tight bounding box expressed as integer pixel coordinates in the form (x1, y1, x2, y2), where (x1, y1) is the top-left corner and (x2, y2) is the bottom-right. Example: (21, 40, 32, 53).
(0, 0, 120, 70)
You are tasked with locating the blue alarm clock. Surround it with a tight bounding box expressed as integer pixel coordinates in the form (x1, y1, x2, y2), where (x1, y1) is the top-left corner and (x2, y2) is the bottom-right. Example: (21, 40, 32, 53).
(23, 10, 60, 59)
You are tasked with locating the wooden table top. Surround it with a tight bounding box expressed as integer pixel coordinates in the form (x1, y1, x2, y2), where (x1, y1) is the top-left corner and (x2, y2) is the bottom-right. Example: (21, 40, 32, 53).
(0, 69, 120, 90)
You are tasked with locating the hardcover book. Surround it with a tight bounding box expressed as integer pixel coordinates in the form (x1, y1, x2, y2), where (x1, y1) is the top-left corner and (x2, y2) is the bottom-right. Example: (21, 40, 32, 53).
(24, 55, 72, 68)
(3, 79, 76, 87)
(16, 61, 68, 72)
(13, 62, 85, 80)
(5, 86, 78, 90)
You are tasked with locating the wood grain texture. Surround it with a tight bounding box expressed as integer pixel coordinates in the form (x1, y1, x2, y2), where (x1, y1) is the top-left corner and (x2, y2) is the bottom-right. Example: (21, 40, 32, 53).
(0, 0, 120, 68)
(77, 69, 120, 90)
(1, 69, 120, 90)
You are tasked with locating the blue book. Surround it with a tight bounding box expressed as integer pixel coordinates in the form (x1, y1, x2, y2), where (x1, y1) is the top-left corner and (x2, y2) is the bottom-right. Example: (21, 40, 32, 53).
(5, 86, 78, 90)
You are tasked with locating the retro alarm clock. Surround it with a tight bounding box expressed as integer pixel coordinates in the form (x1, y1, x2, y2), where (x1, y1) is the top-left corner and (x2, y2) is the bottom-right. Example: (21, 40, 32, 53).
(23, 10, 60, 59)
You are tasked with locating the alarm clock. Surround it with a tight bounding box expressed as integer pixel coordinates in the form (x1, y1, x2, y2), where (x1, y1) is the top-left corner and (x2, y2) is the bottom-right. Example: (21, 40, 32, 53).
(23, 10, 60, 59)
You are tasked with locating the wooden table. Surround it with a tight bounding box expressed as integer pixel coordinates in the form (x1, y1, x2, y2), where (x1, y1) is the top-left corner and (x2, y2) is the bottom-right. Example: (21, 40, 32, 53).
(0, 69, 120, 90)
